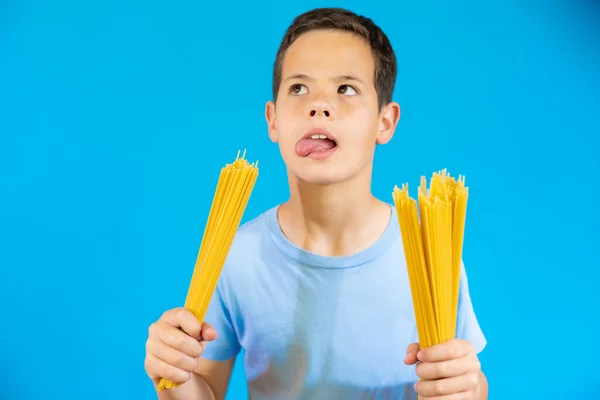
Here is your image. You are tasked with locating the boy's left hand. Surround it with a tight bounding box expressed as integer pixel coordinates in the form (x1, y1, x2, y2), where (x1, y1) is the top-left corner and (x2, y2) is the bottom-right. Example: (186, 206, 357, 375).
(404, 339, 482, 399)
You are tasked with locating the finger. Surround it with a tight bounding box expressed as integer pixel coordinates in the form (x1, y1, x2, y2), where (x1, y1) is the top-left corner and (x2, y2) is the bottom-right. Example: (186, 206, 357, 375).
(146, 339, 200, 372)
(161, 308, 203, 340)
(404, 342, 421, 365)
(416, 355, 480, 380)
(418, 339, 474, 363)
(415, 372, 480, 397)
(145, 353, 191, 384)
(201, 322, 218, 342)
(152, 321, 204, 358)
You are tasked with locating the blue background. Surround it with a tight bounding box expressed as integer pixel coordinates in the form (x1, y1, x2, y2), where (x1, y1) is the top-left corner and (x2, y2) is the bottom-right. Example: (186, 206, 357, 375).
(1, 0, 599, 399)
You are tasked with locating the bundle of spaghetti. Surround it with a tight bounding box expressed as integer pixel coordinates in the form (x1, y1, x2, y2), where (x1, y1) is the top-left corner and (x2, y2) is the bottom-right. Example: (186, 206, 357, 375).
(392, 169, 468, 351)
(158, 150, 259, 391)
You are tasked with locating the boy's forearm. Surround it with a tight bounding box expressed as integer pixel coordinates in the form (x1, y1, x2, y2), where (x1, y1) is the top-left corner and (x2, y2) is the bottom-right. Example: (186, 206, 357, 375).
(154, 375, 216, 400)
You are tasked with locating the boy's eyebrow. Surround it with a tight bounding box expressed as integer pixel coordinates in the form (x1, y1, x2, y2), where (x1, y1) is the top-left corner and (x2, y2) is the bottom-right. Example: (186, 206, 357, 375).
(284, 73, 365, 84)
(334, 74, 365, 84)
(284, 73, 313, 82)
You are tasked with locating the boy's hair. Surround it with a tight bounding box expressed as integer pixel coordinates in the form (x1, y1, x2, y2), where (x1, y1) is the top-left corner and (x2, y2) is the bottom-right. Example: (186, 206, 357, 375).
(272, 7, 397, 110)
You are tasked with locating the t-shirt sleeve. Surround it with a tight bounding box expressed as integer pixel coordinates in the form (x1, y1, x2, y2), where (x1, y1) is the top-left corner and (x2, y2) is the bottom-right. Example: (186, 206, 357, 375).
(455, 262, 487, 354)
(201, 280, 241, 361)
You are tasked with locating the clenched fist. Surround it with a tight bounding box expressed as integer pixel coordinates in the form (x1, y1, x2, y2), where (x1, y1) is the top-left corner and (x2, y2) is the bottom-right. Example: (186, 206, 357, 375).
(144, 307, 218, 386)
(404, 339, 484, 399)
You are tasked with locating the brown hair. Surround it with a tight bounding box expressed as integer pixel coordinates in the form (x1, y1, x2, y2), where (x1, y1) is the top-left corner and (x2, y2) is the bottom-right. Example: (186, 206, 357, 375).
(272, 7, 397, 110)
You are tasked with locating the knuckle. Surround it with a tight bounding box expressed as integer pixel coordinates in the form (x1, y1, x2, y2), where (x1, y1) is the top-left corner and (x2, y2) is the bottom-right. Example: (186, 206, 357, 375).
(148, 322, 157, 337)
(177, 307, 189, 320)
(145, 364, 158, 380)
(189, 356, 200, 372)
(143, 357, 153, 374)
(449, 342, 461, 359)
(174, 335, 186, 348)
(157, 366, 168, 380)
(165, 333, 179, 347)
(468, 372, 479, 387)
(191, 342, 204, 358)
(432, 379, 446, 394)
(436, 361, 449, 377)
(164, 365, 187, 383)
(178, 353, 195, 372)
(150, 321, 167, 339)
(460, 339, 474, 352)
(415, 362, 425, 378)
(162, 332, 173, 344)
(160, 364, 172, 379)
(146, 338, 161, 357)
(160, 309, 173, 320)
(175, 370, 191, 384)
(174, 351, 187, 367)
(174, 334, 186, 348)
(462, 391, 474, 400)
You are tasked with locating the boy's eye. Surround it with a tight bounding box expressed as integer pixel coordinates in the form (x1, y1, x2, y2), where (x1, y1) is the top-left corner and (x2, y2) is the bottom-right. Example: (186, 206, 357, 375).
(289, 84, 308, 95)
(338, 85, 358, 96)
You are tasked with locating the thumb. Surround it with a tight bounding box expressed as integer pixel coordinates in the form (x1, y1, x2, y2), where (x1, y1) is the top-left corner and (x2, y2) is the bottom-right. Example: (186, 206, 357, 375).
(404, 342, 420, 365)
(200, 322, 218, 342)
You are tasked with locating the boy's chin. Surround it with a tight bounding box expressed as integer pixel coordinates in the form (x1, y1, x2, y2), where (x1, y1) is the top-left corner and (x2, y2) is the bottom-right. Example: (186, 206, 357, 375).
(291, 168, 356, 187)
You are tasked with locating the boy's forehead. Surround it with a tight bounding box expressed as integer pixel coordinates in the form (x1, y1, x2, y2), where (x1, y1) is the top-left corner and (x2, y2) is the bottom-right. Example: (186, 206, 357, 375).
(281, 30, 375, 81)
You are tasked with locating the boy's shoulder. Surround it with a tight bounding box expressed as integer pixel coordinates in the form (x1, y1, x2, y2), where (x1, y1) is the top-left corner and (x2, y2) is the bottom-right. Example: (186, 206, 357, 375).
(235, 204, 278, 240)
(220, 204, 279, 266)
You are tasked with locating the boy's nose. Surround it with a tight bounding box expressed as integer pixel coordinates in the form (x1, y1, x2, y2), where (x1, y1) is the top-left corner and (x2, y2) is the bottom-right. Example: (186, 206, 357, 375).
(309, 104, 332, 118)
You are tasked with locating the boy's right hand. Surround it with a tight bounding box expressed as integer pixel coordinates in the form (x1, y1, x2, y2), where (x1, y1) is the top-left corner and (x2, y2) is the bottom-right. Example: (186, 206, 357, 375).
(144, 307, 218, 386)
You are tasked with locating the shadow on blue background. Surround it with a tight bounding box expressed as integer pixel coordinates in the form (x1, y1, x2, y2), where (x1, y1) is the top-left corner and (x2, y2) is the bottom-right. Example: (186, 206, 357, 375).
(1, 0, 599, 399)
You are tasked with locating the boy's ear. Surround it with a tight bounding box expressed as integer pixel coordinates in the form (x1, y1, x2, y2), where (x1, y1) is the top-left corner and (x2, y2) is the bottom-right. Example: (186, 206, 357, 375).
(376, 101, 401, 145)
(265, 101, 278, 143)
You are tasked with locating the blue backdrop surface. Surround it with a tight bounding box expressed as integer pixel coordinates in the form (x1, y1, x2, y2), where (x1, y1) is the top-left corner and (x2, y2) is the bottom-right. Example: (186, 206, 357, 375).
(1, 0, 599, 399)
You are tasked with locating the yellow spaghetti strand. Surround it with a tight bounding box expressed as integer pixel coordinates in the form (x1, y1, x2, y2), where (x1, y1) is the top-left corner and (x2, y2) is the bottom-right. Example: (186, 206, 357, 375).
(158, 150, 259, 391)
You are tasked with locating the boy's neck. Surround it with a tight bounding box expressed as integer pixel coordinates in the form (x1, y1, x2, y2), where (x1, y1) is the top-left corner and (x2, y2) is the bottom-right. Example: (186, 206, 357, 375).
(277, 169, 391, 257)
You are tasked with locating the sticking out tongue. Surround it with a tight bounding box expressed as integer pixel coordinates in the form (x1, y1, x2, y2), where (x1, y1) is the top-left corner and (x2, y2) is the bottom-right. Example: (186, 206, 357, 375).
(295, 138, 336, 157)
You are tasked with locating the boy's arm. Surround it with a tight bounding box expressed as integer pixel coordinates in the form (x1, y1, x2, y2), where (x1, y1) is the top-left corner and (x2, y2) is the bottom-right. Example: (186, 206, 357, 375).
(153, 357, 235, 400)
(194, 357, 236, 400)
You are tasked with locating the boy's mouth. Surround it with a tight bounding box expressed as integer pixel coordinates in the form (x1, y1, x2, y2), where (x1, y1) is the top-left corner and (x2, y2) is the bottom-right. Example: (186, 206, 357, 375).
(295, 129, 338, 158)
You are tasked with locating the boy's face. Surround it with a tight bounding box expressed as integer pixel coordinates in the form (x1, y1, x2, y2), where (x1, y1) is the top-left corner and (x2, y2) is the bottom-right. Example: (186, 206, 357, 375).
(265, 29, 400, 186)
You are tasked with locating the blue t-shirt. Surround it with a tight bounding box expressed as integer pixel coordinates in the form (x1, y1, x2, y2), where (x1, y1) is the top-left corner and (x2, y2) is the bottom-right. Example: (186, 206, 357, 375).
(202, 204, 487, 400)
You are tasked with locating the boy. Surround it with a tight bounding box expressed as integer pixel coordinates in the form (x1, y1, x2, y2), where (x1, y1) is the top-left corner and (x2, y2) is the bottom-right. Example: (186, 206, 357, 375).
(144, 7, 488, 400)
